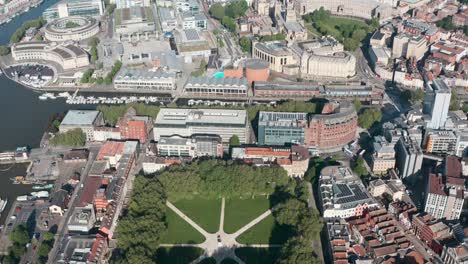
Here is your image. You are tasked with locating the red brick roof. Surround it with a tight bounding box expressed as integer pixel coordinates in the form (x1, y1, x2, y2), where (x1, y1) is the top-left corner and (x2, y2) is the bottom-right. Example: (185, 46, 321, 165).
(428, 174, 446, 196)
(445, 156, 462, 178)
(97, 141, 125, 160)
(78, 176, 102, 207)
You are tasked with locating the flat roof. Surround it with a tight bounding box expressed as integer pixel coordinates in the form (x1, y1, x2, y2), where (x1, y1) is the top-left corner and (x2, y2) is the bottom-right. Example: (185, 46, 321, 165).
(155, 108, 247, 127)
(61, 110, 100, 126)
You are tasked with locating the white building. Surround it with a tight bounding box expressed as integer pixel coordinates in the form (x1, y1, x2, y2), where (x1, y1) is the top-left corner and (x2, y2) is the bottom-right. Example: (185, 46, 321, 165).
(425, 130, 457, 155)
(153, 108, 249, 145)
(424, 174, 464, 220)
(116, 0, 150, 9)
(59, 110, 104, 141)
(184, 76, 248, 97)
(395, 136, 423, 179)
(113, 68, 176, 94)
(427, 79, 451, 130)
(319, 166, 379, 219)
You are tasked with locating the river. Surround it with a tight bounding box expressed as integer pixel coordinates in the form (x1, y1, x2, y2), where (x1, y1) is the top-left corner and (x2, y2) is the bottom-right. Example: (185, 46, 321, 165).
(0, 0, 95, 224)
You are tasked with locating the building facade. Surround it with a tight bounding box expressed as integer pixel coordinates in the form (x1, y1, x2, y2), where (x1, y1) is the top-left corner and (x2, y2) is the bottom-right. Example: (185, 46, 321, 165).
(184, 76, 248, 97)
(43, 0, 105, 21)
(59, 110, 104, 141)
(113, 69, 176, 94)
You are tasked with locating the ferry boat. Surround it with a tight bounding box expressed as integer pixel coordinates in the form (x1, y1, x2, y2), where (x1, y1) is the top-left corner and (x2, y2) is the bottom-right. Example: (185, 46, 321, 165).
(0, 198, 7, 213)
(32, 183, 53, 190)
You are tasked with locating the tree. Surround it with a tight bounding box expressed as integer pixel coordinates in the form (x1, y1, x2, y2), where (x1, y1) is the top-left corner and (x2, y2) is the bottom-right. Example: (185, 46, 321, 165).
(221, 16, 236, 32)
(2, 255, 17, 264)
(209, 3, 225, 20)
(353, 157, 368, 178)
(43, 232, 55, 242)
(277, 236, 320, 264)
(352, 99, 362, 111)
(225, 0, 248, 18)
(229, 135, 240, 147)
(402, 89, 424, 102)
(436, 16, 456, 31)
(450, 92, 460, 111)
(80, 69, 95, 83)
(358, 108, 382, 129)
(191, 59, 207, 77)
(0, 45, 10, 56)
(239, 36, 251, 53)
(274, 198, 306, 226)
(35, 34, 44, 41)
(37, 243, 51, 258)
(50, 128, 86, 147)
(10, 225, 29, 245)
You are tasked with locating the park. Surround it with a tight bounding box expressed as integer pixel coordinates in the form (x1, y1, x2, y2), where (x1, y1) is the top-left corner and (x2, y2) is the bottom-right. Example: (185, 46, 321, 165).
(112, 160, 323, 264)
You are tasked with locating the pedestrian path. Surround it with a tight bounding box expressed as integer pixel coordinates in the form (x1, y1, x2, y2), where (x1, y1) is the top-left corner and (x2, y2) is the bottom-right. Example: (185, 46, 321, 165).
(163, 198, 278, 264)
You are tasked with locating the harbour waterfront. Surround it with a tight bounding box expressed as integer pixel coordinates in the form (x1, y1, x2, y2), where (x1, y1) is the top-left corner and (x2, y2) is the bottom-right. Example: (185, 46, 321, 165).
(0, 0, 90, 224)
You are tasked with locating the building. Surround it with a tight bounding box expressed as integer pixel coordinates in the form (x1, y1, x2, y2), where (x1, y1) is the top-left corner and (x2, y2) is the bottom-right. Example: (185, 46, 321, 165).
(371, 136, 396, 175)
(44, 16, 99, 42)
(307, 102, 358, 153)
(424, 173, 464, 220)
(115, 0, 150, 9)
(231, 145, 310, 177)
(426, 79, 451, 129)
(153, 108, 249, 145)
(183, 76, 248, 97)
(425, 130, 457, 154)
(392, 33, 428, 60)
(59, 110, 104, 141)
(412, 213, 450, 246)
(116, 108, 150, 143)
(67, 205, 96, 233)
(176, 28, 211, 60)
(11, 41, 90, 70)
(299, 37, 356, 79)
(115, 7, 155, 41)
(257, 102, 357, 153)
(179, 11, 207, 30)
(294, 0, 394, 21)
(158, 7, 176, 32)
(93, 127, 121, 142)
(326, 219, 350, 264)
(113, 68, 176, 94)
(43, 0, 105, 22)
(318, 166, 378, 219)
(395, 136, 423, 179)
(157, 135, 223, 157)
(257, 111, 308, 145)
(252, 41, 297, 73)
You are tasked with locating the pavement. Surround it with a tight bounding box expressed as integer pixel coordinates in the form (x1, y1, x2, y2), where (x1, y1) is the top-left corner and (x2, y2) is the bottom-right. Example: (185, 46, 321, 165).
(161, 198, 279, 264)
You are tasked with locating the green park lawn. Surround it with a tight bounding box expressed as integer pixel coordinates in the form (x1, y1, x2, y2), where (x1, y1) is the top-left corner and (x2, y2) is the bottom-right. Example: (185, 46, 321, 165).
(156, 247, 204, 264)
(235, 247, 281, 264)
(236, 214, 294, 245)
(223, 196, 272, 234)
(173, 198, 221, 233)
(160, 208, 205, 244)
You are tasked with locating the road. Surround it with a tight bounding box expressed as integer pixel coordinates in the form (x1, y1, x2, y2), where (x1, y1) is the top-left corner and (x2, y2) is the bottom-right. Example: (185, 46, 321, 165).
(49, 149, 97, 263)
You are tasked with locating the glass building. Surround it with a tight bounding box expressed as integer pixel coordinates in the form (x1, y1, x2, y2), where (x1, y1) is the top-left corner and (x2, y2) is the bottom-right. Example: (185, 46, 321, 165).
(43, 0, 105, 22)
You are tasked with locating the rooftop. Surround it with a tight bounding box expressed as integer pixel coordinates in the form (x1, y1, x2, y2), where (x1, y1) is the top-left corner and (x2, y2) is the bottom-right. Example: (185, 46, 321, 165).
(155, 108, 247, 127)
(61, 110, 101, 126)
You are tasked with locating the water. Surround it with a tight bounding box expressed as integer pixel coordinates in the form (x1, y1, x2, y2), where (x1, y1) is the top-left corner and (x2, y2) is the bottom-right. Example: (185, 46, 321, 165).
(0, 0, 92, 224)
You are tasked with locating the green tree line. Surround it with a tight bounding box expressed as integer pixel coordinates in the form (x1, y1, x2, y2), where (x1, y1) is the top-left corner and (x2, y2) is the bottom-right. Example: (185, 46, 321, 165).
(10, 17, 46, 43)
(209, 0, 248, 32)
(49, 128, 86, 147)
(97, 103, 161, 126)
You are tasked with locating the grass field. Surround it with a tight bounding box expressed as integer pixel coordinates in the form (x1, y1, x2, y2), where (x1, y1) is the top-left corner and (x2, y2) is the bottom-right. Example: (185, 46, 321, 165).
(235, 247, 281, 264)
(236, 215, 294, 245)
(223, 197, 271, 234)
(173, 198, 221, 233)
(156, 247, 203, 264)
(160, 208, 205, 244)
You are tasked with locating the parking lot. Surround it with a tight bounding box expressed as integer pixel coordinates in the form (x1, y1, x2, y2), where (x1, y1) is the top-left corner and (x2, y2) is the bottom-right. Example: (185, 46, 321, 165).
(29, 157, 60, 180)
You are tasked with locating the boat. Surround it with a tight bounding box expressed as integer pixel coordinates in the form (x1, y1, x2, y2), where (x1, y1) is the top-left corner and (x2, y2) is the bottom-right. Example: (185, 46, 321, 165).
(32, 183, 53, 190)
(16, 195, 28, 202)
(38, 94, 48, 100)
(30, 191, 48, 198)
(0, 198, 7, 213)
(57, 92, 70, 98)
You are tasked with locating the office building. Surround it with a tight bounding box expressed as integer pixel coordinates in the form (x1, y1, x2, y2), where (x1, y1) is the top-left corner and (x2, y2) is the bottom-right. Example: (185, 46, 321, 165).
(183, 76, 248, 97)
(154, 108, 249, 145)
(427, 79, 451, 130)
(424, 174, 464, 220)
(159, 7, 176, 32)
(425, 130, 457, 154)
(113, 68, 176, 94)
(318, 166, 378, 219)
(44, 16, 100, 42)
(115, 7, 155, 41)
(395, 136, 423, 179)
(299, 37, 356, 79)
(392, 33, 427, 60)
(43, 0, 105, 22)
(11, 41, 90, 70)
(257, 112, 308, 145)
(371, 136, 395, 175)
(59, 110, 104, 141)
(252, 41, 297, 72)
(67, 205, 96, 233)
(231, 145, 310, 177)
(116, 0, 150, 9)
(180, 11, 207, 30)
(157, 134, 223, 157)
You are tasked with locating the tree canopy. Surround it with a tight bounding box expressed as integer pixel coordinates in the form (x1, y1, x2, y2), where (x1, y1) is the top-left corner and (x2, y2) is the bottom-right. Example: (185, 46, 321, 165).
(50, 128, 86, 147)
(209, 3, 225, 20)
(358, 108, 382, 129)
(97, 103, 160, 125)
(352, 157, 368, 178)
(10, 17, 46, 43)
(239, 36, 251, 53)
(229, 135, 240, 147)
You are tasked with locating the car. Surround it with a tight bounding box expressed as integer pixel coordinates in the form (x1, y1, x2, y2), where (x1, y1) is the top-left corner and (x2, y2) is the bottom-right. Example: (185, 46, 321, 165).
(32, 245, 37, 251)
(15, 206, 21, 212)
